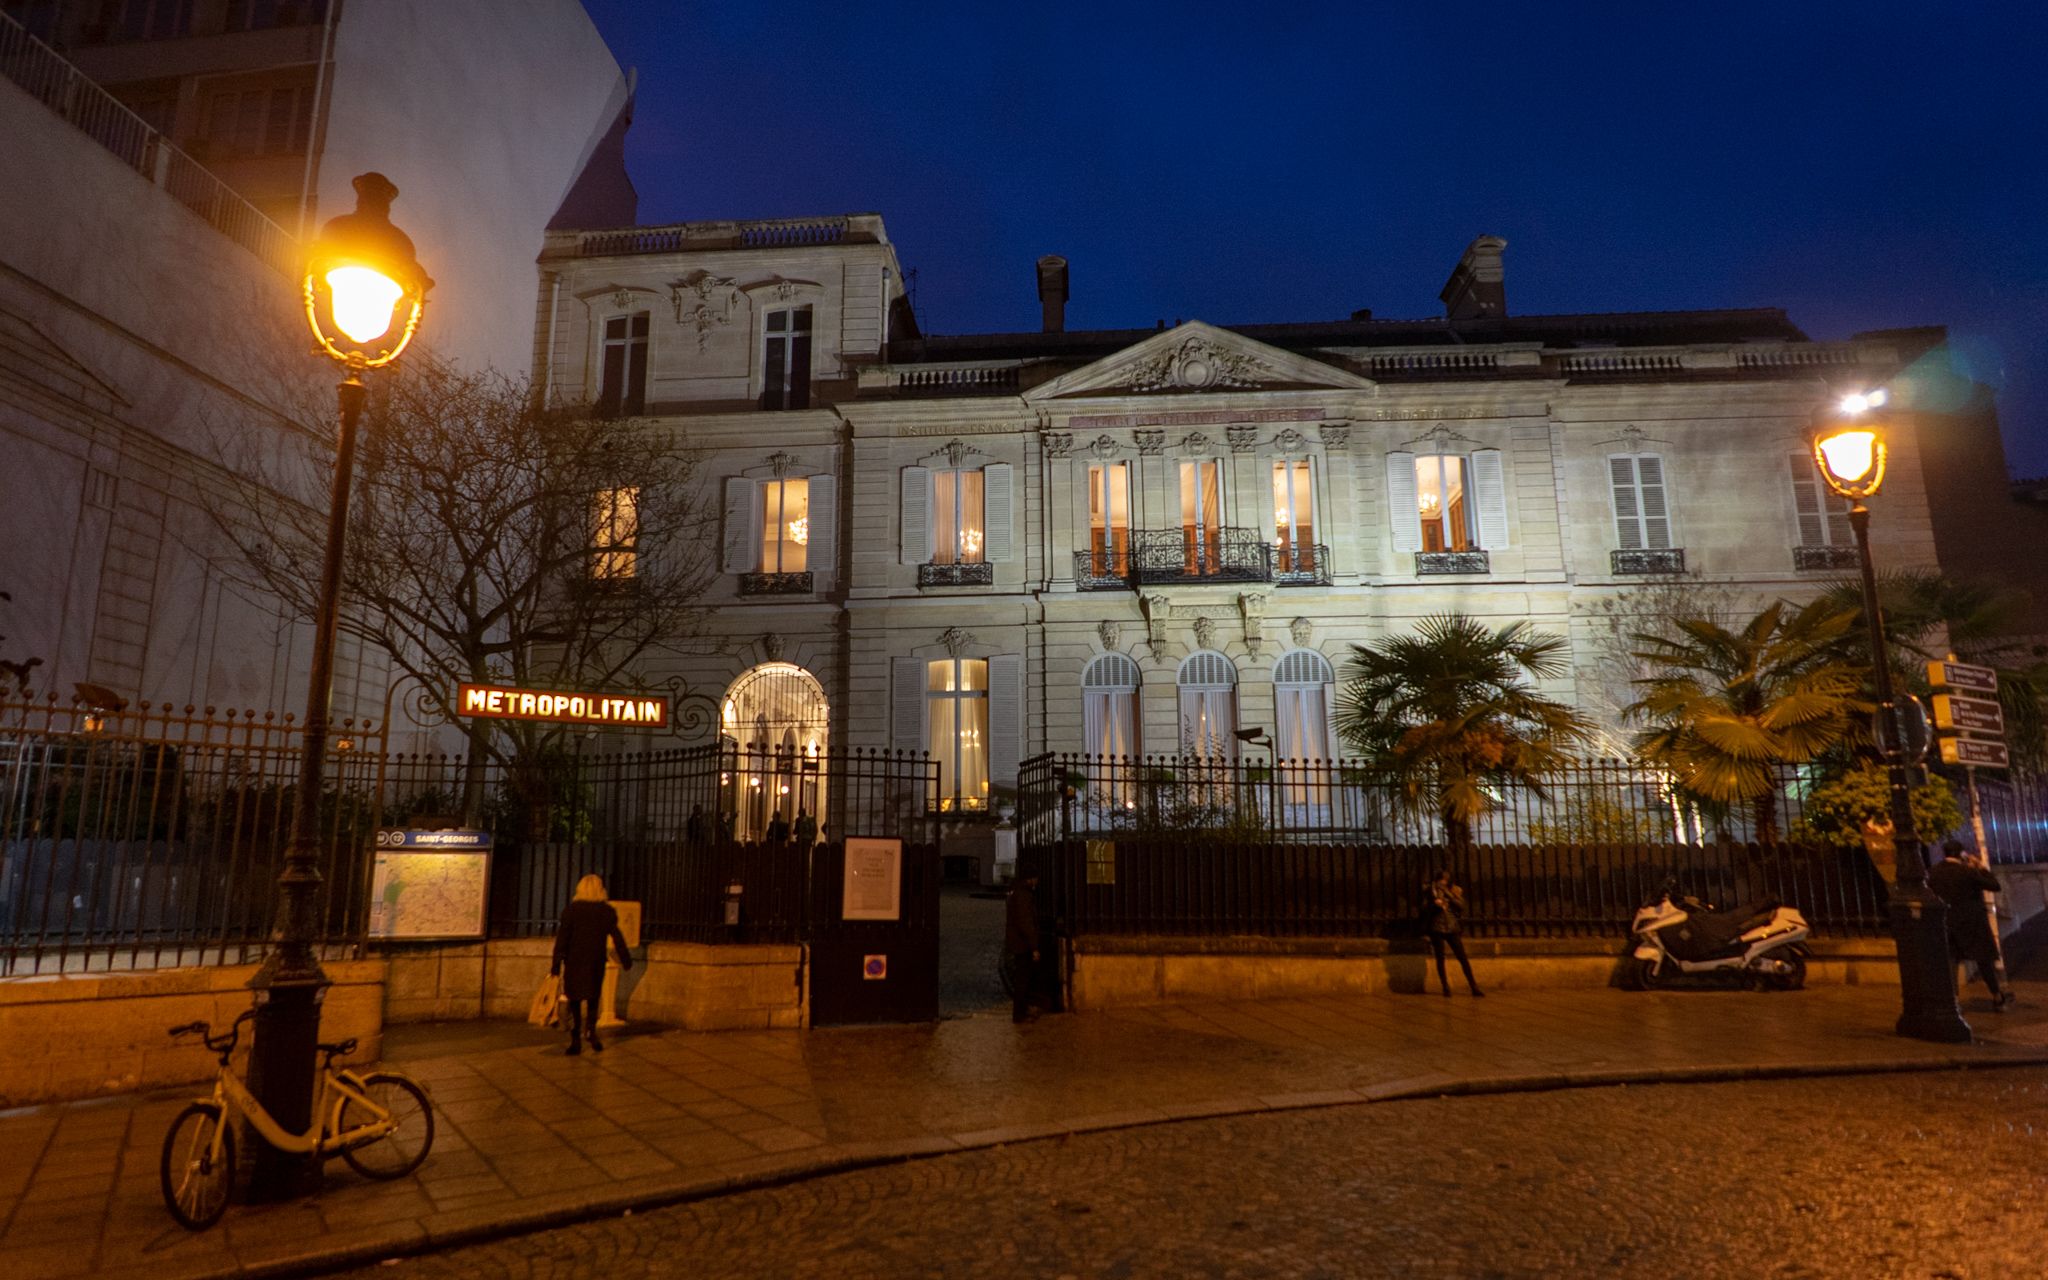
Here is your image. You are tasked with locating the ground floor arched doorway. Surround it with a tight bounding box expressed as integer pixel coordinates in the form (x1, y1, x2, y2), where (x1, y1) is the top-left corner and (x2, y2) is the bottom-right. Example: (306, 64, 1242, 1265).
(721, 663, 829, 842)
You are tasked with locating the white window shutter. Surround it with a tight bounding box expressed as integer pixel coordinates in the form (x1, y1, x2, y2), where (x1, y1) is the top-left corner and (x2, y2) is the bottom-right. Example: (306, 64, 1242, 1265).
(1386, 451, 1420, 554)
(900, 465, 931, 565)
(806, 473, 836, 578)
(1637, 455, 1671, 550)
(891, 656, 926, 752)
(1472, 449, 1509, 550)
(722, 477, 757, 573)
(989, 653, 1023, 785)
(1789, 452, 1825, 545)
(982, 462, 1014, 563)
(1609, 456, 1642, 550)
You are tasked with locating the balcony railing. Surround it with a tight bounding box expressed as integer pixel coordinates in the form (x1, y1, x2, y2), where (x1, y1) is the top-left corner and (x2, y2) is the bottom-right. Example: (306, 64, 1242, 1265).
(1273, 545, 1331, 587)
(1793, 545, 1859, 572)
(1611, 548, 1686, 575)
(918, 562, 994, 588)
(738, 571, 813, 596)
(1415, 550, 1490, 575)
(1073, 551, 1132, 591)
(1130, 527, 1272, 585)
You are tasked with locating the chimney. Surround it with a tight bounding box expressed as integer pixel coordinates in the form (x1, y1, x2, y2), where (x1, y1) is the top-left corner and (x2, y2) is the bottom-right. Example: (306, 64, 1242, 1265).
(1439, 235, 1508, 320)
(1036, 254, 1069, 333)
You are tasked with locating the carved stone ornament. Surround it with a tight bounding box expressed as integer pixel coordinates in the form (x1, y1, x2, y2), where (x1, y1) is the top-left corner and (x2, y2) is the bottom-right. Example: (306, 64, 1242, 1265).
(1139, 593, 1171, 661)
(1226, 425, 1258, 453)
(610, 288, 635, 311)
(761, 632, 785, 662)
(1237, 592, 1269, 656)
(1290, 616, 1313, 648)
(768, 451, 798, 478)
(940, 626, 977, 657)
(1180, 431, 1211, 454)
(1097, 619, 1121, 651)
(1274, 427, 1308, 452)
(1089, 434, 1121, 459)
(1134, 429, 1166, 455)
(670, 269, 740, 350)
(1319, 424, 1351, 449)
(1043, 431, 1073, 458)
(943, 439, 978, 468)
(1123, 336, 1275, 392)
(1192, 616, 1217, 650)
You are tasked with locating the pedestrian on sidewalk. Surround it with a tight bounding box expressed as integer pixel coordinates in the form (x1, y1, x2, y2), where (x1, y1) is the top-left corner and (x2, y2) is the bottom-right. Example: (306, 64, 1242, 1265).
(1929, 840, 2013, 1011)
(1006, 868, 1042, 1023)
(1421, 869, 1484, 998)
(551, 874, 634, 1054)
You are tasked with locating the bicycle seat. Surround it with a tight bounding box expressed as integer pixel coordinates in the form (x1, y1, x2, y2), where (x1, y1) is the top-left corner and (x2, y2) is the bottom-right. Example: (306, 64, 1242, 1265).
(318, 1038, 358, 1058)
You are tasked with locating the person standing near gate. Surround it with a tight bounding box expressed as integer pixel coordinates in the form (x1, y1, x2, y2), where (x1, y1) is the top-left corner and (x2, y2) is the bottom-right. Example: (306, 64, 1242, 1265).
(551, 874, 633, 1054)
(1005, 868, 1042, 1023)
(1421, 869, 1484, 998)
(1930, 840, 2014, 1010)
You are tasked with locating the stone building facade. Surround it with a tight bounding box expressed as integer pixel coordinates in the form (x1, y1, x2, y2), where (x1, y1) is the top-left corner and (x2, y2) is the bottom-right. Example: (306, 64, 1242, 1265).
(535, 219, 1956, 828)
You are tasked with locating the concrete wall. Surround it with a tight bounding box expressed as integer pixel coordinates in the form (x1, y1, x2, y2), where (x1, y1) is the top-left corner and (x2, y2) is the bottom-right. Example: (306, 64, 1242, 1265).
(0, 959, 383, 1108)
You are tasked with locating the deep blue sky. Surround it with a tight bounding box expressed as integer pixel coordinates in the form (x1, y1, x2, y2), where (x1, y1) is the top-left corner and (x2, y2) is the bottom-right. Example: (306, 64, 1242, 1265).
(582, 1, 2047, 476)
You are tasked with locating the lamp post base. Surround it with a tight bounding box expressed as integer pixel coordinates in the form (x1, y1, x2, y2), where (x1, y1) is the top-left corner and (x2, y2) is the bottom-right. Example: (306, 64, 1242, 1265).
(1888, 886, 1971, 1044)
(243, 965, 328, 1201)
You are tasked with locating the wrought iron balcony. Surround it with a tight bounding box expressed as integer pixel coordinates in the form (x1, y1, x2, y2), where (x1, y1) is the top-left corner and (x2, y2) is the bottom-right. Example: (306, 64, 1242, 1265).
(1415, 550, 1490, 575)
(918, 561, 994, 588)
(1129, 527, 1272, 585)
(1794, 544, 1859, 572)
(1273, 545, 1331, 587)
(1610, 548, 1686, 575)
(1072, 551, 1133, 591)
(738, 571, 814, 596)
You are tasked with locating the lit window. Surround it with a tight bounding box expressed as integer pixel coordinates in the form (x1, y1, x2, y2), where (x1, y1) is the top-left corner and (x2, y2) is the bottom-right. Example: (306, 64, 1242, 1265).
(762, 307, 812, 410)
(1271, 459, 1315, 575)
(759, 478, 810, 573)
(928, 658, 989, 811)
(1087, 463, 1130, 576)
(1176, 650, 1238, 763)
(590, 487, 638, 580)
(931, 469, 986, 566)
(599, 312, 649, 417)
(1415, 455, 1472, 552)
(1179, 460, 1225, 575)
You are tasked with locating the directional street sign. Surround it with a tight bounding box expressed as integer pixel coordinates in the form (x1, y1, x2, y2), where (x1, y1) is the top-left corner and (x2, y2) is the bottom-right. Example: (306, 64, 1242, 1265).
(1933, 692, 2005, 735)
(1927, 659, 1998, 695)
(1940, 737, 2011, 769)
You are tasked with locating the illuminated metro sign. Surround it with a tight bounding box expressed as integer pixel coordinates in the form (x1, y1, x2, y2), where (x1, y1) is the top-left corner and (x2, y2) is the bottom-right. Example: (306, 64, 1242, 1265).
(457, 683, 670, 728)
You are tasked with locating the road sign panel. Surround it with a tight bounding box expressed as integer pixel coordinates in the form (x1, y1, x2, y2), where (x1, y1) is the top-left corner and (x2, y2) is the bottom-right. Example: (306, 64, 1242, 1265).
(1927, 660, 1998, 694)
(1940, 737, 2010, 769)
(1933, 693, 2005, 735)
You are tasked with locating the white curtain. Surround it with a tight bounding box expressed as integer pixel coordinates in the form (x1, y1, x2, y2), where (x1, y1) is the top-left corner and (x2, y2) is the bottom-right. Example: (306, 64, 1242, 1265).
(1179, 688, 1236, 762)
(1275, 683, 1330, 809)
(1084, 689, 1136, 759)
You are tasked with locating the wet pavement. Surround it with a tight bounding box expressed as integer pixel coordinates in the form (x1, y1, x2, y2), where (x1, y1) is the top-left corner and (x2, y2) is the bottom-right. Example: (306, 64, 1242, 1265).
(3, 974, 2046, 1280)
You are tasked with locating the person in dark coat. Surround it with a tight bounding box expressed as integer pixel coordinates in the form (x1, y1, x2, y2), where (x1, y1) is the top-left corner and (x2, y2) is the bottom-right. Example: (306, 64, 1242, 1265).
(685, 804, 709, 846)
(1005, 870, 1042, 1023)
(793, 808, 818, 846)
(1929, 840, 2012, 1010)
(551, 874, 633, 1054)
(1421, 869, 1484, 998)
(764, 811, 791, 845)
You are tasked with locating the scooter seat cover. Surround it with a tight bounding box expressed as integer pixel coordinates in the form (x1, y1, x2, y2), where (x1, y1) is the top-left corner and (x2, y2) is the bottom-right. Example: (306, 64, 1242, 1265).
(1674, 900, 1781, 956)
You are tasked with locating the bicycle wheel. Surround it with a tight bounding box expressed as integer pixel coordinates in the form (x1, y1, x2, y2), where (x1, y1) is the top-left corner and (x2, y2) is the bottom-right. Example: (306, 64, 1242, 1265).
(160, 1101, 235, 1230)
(338, 1072, 434, 1180)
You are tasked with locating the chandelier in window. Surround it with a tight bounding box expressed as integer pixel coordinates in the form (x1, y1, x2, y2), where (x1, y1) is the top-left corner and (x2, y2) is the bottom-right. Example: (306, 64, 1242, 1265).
(787, 517, 809, 545)
(1418, 494, 1441, 519)
(961, 528, 983, 556)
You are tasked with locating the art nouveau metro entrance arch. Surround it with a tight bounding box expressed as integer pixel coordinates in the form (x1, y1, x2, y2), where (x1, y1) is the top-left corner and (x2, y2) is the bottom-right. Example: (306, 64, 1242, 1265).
(720, 663, 830, 841)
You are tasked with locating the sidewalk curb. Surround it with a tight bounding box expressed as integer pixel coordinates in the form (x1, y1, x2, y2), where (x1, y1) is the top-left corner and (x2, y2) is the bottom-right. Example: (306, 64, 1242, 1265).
(130, 1046, 2048, 1280)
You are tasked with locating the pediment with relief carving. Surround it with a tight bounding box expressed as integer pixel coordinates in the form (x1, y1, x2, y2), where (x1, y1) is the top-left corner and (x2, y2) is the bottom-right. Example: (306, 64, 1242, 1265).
(1024, 320, 1375, 401)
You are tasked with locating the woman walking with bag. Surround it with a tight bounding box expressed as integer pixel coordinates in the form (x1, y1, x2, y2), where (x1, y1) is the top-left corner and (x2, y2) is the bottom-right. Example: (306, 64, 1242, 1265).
(1422, 869, 1484, 998)
(551, 874, 633, 1054)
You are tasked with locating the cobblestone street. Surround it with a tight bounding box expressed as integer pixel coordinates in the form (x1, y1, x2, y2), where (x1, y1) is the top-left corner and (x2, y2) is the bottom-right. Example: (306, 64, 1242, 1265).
(340, 1068, 2048, 1280)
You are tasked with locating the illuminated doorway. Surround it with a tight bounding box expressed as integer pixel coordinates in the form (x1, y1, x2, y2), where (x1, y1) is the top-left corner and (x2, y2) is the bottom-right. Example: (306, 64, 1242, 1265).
(721, 663, 829, 842)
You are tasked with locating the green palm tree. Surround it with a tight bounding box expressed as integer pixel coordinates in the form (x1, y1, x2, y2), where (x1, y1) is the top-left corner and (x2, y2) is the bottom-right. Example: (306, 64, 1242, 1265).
(1335, 615, 1590, 851)
(1625, 599, 1870, 841)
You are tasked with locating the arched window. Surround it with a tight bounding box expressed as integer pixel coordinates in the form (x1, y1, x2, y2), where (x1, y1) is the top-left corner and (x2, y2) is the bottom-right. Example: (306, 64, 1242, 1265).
(1272, 649, 1337, 762)
(1082, 652, 1141, 759)
(721, 663, 829, 842)
(1176, 650, 1238, 761)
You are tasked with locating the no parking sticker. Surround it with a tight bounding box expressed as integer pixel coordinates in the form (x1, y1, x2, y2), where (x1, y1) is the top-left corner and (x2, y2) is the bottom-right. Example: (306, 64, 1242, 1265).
(863, 954, 887, 981)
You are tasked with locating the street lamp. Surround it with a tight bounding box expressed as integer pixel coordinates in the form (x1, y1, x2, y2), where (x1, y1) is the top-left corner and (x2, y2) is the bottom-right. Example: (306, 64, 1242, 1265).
(246, 173, 430, 1196)
(1811, 390, 1970, 1044)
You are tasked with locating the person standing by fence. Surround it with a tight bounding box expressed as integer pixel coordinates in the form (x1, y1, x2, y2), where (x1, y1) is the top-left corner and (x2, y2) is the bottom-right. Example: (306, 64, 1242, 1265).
(551, 874, 633, 1054)
(1421, 869, 1484, 998)
(1006, 868, 1042, 1023)
(1929, 840, 2013, 1011)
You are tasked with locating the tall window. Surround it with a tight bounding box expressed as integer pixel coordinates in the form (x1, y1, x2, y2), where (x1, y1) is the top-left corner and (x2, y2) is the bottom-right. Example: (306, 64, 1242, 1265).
(759, 478, 810, 573)
(1274, 648, 1335, 808)
(1179, 460, 1225, 575)
(1271, 459, 1316, 574)
(761, 307, 812, 410)
(931, 469, 986, 565)
(1415, 455, 1472, 552)
(1608, 454, 1672, 550)
(1083, 653, 1140, 760)
(590, 487, 638, 580)
(928, 659, 989, 811)
(599, 312, 649, 416)
(203, 83, 314, 157)
(1177, 651, 1238, 763)
(1087, 463, 1130, 576)
(1789, 452, 1854, 547)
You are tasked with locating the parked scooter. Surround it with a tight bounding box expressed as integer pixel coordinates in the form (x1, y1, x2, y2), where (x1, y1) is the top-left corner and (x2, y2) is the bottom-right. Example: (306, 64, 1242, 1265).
(1625, 889, 1810, 991)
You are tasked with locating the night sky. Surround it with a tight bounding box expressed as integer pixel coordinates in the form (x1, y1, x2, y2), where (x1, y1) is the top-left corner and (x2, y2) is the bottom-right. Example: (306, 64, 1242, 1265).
(581, 1, 2046, 476)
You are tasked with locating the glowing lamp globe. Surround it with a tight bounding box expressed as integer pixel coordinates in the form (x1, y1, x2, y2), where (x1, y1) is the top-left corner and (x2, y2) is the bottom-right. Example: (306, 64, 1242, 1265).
(1811, 417, 1889, 501)
(303, 172, 432, 369)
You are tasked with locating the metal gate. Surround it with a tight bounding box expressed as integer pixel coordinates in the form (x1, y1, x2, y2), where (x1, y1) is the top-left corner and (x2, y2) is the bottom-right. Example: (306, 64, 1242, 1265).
(805, 837, 942, 1026)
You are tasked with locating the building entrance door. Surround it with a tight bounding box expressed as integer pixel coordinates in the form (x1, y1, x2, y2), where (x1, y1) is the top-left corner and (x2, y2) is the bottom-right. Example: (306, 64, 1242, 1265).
(806, 837, 941, 1025)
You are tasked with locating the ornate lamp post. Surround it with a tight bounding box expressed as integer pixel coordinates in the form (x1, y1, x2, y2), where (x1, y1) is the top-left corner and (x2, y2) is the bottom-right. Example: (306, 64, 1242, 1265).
(1811, 391, 1970, 1043)
(246, 173, 431, 1195)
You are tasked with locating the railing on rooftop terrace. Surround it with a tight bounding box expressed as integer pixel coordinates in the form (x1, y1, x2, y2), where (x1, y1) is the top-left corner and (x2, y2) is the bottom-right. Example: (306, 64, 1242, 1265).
(893, 366, 1021, 396)
(1735, 345, 1868, 368)
(576, 217, 855, 257)
(1559, 351, 1686, 374)
(0, 11, 297, 274)
(1368, 351, 1499, 374)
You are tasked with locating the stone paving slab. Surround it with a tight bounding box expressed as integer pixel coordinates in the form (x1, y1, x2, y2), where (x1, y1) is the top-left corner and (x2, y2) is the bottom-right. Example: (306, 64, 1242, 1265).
(3, 980, 2045, 1280)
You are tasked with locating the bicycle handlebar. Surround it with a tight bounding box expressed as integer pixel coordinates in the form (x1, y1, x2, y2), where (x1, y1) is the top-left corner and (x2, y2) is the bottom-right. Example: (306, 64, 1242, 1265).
(167, 1008, 257, 1057)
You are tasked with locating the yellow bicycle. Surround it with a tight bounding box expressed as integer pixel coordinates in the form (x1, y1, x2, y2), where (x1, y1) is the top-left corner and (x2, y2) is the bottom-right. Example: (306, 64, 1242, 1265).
(160, 1009, 435, 1229)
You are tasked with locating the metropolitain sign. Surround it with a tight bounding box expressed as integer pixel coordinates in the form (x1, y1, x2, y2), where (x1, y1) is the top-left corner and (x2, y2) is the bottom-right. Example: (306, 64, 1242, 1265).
(457, 683, 670, 728)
